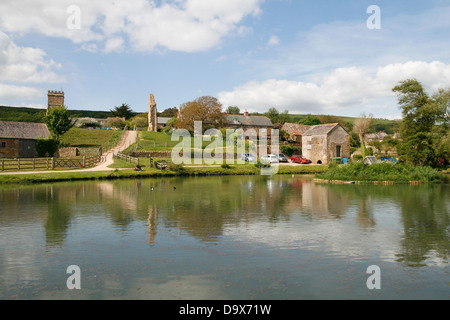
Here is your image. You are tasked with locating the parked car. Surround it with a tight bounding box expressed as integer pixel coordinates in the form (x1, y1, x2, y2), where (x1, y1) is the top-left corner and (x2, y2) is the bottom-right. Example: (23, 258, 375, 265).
(291, 155, 311, 164)
(261, 154, 279, 164)
(240, 153, 257, 163)
(276, 153, 288, 162)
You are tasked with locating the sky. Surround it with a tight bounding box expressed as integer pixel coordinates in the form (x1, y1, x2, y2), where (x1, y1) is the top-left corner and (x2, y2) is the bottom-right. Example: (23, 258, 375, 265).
(1, 0, 450, 120)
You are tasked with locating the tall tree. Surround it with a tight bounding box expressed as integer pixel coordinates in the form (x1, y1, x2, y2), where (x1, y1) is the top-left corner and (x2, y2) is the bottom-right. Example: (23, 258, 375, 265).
(353, 113, 374, 158)
(265, 108, 280, 124)
(110, 103, 134, 120)
(159, 107, 179, 118)
(392, 79, 448, 166)
(176, 96, 225, 132)
(44, 106, 74, 142)
(298, 114, 321, 125)
(226, 106, 241, 115)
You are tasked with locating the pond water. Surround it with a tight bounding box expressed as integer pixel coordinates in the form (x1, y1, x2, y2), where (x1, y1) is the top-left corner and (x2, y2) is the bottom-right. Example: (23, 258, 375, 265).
(0, 175, 448, 300)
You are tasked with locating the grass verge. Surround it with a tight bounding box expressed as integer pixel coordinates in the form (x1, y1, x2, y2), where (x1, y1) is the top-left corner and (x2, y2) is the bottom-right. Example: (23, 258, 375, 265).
(315, 161, 442, 184)
(0, 164, 327, 185)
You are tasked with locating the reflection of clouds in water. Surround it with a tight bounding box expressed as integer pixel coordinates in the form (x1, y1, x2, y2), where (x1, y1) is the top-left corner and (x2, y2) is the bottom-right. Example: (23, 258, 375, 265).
(0, 224, 45, 293)
(224, 206, 404, 264)
(29, 275, 229, 300)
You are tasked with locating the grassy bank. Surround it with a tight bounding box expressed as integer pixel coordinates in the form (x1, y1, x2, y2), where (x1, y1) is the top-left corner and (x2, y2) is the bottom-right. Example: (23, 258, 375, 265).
(316, 161, 442, 184)
(0, 164, 327, 185)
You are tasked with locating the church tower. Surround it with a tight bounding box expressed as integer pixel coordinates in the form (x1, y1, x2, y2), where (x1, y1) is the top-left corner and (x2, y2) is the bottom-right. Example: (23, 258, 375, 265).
(148, 94, 158, 132)
(47, 90, 64, 109)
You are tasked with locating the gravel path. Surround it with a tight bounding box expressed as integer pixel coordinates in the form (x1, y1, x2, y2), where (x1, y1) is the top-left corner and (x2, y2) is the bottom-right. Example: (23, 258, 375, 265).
(0, 130, 138, 175)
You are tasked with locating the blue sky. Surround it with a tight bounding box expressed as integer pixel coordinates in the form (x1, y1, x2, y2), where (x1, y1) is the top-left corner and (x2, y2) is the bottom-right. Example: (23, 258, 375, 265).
(1, 0, 450, 119)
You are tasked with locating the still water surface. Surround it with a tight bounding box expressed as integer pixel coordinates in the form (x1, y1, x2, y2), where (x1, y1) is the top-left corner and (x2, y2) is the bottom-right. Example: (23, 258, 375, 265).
(0, 175, 448, 300)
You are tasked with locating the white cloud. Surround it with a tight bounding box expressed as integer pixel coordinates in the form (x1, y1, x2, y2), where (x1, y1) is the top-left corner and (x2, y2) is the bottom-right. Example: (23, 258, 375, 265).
(217, 61, 450, 118)
(267, 35, 280, 46)
(0, 32, 65, 84)
(0, 84, 44, 100)
(0, 0, 263, 53)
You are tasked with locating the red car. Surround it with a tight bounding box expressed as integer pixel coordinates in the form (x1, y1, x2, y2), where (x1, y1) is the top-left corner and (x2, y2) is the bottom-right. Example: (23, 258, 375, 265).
(291, 155, 311, 164)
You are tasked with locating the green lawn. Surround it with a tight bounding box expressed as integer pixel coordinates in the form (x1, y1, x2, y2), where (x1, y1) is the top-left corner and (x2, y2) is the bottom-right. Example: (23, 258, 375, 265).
(129, 131, 254, 154)
(60, 128, 122, 149)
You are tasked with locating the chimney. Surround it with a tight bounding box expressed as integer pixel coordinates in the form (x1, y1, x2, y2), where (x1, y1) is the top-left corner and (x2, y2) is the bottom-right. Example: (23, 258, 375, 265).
(244, 109, 249, 117)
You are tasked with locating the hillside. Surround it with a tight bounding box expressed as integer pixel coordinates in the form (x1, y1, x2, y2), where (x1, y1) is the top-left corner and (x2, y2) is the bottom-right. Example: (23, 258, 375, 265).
(0, 106, 399, 134)
(0, 106, 114, 123)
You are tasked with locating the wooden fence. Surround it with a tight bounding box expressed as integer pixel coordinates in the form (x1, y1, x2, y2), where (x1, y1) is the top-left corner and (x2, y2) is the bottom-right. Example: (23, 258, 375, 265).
(0, 155, 102, 172)
(113, 152, 140, 165)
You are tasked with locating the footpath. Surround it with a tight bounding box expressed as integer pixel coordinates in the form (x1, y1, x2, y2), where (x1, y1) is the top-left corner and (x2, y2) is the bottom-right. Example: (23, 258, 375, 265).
(0, 130, 138, 175)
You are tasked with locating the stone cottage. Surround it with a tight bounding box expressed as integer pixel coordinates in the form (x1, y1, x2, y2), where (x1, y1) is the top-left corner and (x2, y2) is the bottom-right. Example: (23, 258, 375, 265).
(0, 121, 51, 158)
(223, 110, 274, 139)
(302, 123, 350, 165)
(281, 123, 312, 143)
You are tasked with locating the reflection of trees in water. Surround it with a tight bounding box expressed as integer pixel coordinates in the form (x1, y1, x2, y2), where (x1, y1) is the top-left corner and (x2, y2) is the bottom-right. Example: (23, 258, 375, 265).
(396, 185, 449, 267)
(327, 183, 450, 267)
(1, 177, 448, 267)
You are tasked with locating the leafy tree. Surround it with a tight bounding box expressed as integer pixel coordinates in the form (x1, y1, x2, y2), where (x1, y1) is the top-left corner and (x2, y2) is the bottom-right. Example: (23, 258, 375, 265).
(36, 138, 59, 157)
(176, 96, 225, 132)
(264, 108, 290, 125)
(110, 103, 134, 120)
(129, 116, 148, 128)
(43, 106, 74, 142)
(298, 114, 321, 125)
(353, 113, 373, 158)
(397, 133, 436, 166)
(106, 117, 126, 129)
(159, 107, 179, 118)
(393, 79, 448, 166)
(265, 108, 280, 124)
(278, 110, 291, 124)
(226, 106, 241, 115)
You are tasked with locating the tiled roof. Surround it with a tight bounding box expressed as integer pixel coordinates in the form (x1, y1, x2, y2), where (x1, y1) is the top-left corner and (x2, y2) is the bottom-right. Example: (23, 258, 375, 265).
(224, 115, 274, 127)
(281, 123, 312, 136)
(303, 123, 340, 136)
(0, 121, 51, 140)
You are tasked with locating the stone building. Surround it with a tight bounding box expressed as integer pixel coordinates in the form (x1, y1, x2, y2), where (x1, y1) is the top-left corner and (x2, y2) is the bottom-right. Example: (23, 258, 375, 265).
(302, 123, 350, 165)
(281, 123, 312, 143)
(47, 90, 64, 109)
(223, 110, 274, 139)
(0, 121, 51, 158)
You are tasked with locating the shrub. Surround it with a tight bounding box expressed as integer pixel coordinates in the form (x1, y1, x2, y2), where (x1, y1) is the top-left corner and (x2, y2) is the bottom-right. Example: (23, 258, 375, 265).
(36, 138, 59, 157)
(316, 161, 440, 183)
(281, 145, 302, 157)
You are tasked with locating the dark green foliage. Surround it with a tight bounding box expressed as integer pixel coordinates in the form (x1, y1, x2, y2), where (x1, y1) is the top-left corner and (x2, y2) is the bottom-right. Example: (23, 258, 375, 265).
(317, 161, 441, 183)
(36, 138, 59, 157)
(226, 106, 241, 115)
(281, 145, 302, 157)
(44, 106, 74, 142)
(110, 103, 134, 120)
(297, 114, 321, 125)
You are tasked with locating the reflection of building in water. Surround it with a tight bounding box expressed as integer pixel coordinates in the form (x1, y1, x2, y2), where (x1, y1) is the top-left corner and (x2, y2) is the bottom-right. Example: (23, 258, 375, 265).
(356, 198, 375, 229)
(148, 207, 158, 247)
(301, 181, 349, 219)
(95, 182, 138, 212)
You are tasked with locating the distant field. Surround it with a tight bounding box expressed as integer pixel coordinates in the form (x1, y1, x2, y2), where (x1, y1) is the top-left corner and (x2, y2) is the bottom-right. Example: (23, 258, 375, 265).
(60, 128, 122, 148)
(0, 106, 116, 123)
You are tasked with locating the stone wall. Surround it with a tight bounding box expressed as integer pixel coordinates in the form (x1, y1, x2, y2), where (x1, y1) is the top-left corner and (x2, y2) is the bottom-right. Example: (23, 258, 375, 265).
(0, 138, 19, 158)
(56, 147, 79, 158)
